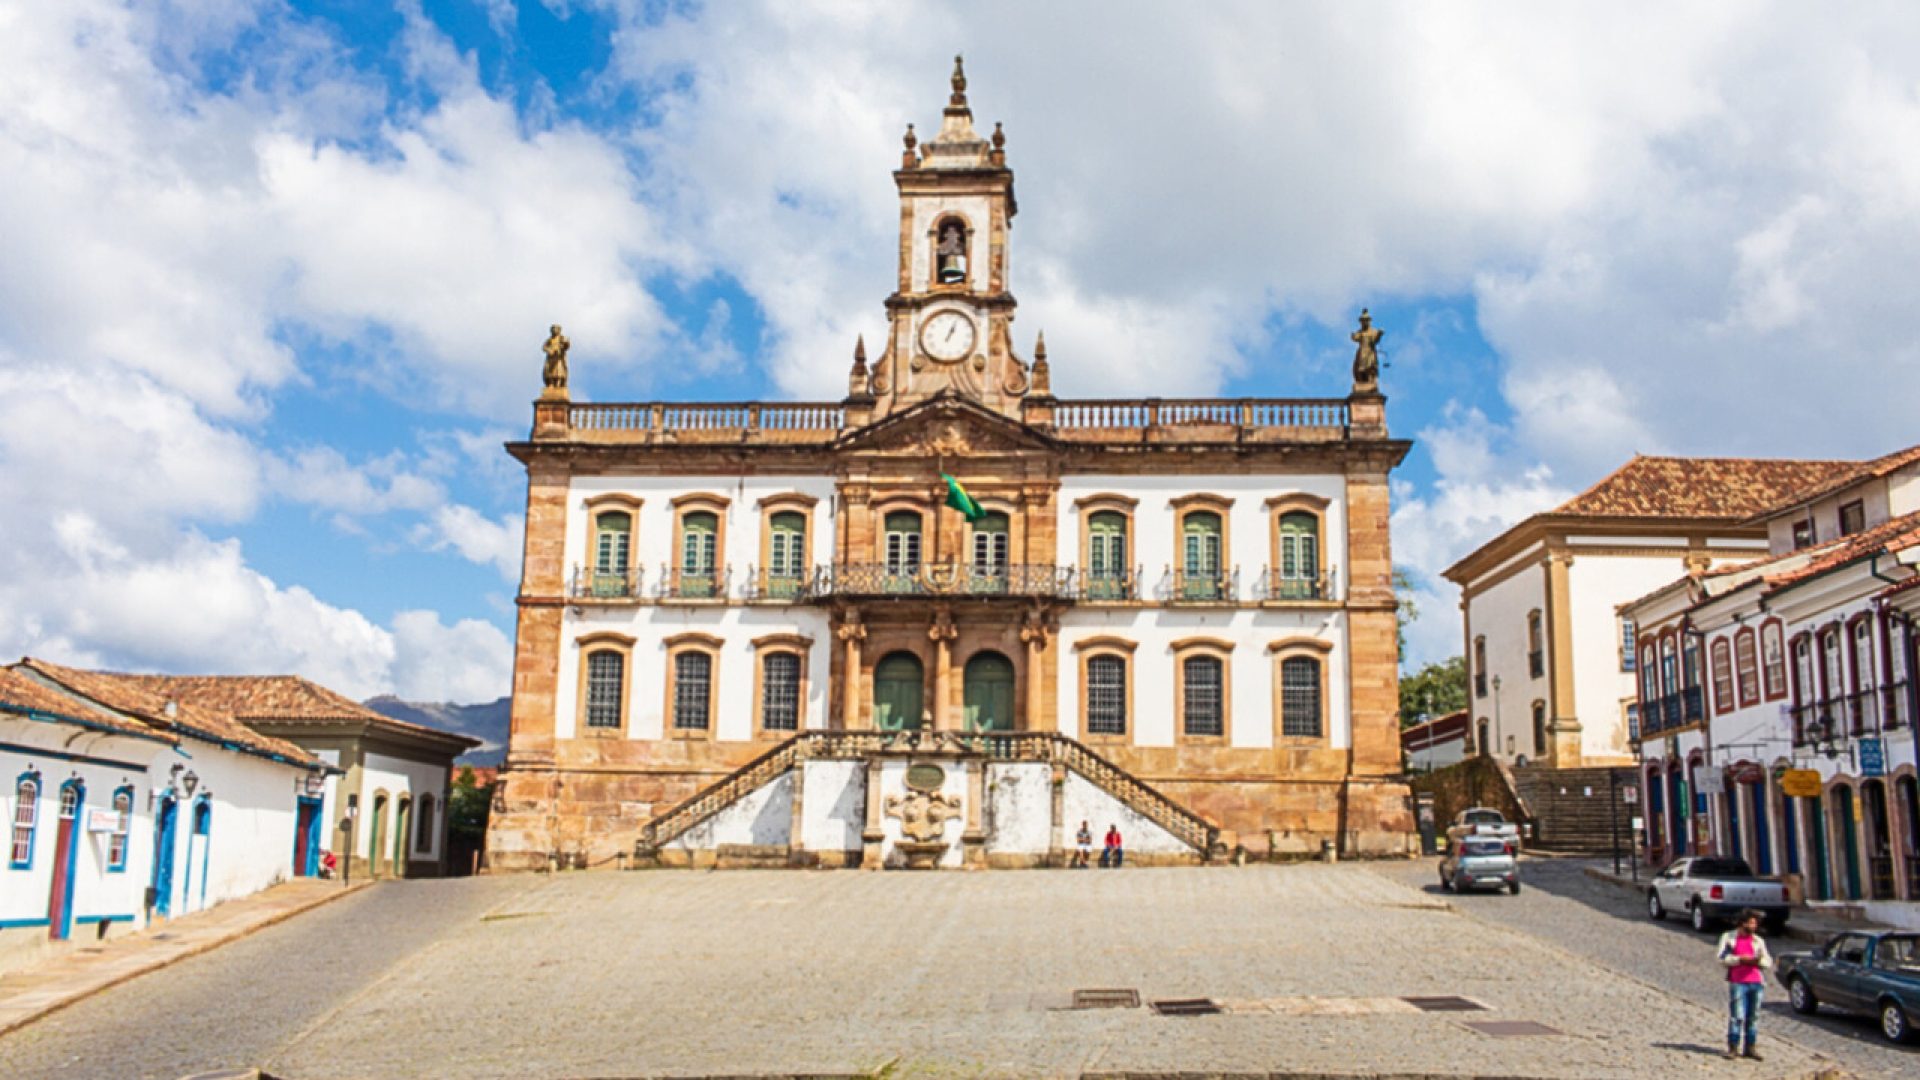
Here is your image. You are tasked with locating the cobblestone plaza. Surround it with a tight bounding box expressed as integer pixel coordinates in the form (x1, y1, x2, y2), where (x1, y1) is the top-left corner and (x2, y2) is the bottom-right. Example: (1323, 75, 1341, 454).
(5, 861, 1900, 1078)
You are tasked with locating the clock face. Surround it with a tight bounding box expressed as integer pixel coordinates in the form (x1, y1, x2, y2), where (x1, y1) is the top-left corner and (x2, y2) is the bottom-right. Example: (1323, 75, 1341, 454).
(919, 310, 977, 363)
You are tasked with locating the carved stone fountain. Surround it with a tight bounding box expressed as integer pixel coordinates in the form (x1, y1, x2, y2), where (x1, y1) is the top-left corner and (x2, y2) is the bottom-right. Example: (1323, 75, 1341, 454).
(884, 761, 962, 869)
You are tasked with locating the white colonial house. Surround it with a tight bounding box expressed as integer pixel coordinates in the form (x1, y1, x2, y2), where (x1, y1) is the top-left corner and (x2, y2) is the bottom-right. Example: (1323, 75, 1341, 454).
(1, 660, 333, 974)
(1444, 455, 1855, 770)
(1623, 444, 1920, 925)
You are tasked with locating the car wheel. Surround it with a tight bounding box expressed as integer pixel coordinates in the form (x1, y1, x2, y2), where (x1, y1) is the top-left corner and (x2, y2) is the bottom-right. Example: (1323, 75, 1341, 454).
(1647, 891, 1665, 921)
(1689, 902, 1709, 932)
(1882, 1001, 1914, 1044)
(1788, 976, 1818, 1015)
(1508, 880, 1521, 895)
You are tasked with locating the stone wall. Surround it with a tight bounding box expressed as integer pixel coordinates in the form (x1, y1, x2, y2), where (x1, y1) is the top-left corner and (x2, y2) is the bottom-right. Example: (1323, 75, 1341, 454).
(1407, 756, 1531, 837)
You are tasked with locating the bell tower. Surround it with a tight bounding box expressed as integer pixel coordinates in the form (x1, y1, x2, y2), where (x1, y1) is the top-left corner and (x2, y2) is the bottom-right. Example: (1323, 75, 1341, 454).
(867, 56, 1027, 418)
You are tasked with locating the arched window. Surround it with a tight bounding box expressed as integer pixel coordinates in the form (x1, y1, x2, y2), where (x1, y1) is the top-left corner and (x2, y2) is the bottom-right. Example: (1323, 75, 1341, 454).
(1850, 619, 1876, 734)
(11, 773, 39, 868)
(970, 511, 1009, 585)
(415, 793, 435, 854)
(1531, 700, 1547, 755)
(593, 510, 631, 579)
(1181, 510, 1224, 600)
(1734, 630, 1760, 707)
(766, 511, 807, 598)
(1792, 636, 1814, 706)
(1181, 655, 1225, 737)
(1659, 637, 1678, 704)
(1087, 510, 1129, 599)
(1474, 636, 1489, 697)
(1527, 610, 1545, 678)
(934, 217, 969, 285)
(1476, 717, 1489, 755)
(1276, 512, 1320, 599)
(761, 652, 802, 732)
(1761, 621, 1787, 699)
(883, 510, 922, 580)
(1711, 638, 1734, 714)
(584, 650, 625, 729)
(678, 510, 720, 598)
(1821, 629, 1844, 705)
(672, 651, 714, 731)
(1086, 654, 1127, 736)
(1280, 656, 1323, 738)
(109, 786, 134, 871)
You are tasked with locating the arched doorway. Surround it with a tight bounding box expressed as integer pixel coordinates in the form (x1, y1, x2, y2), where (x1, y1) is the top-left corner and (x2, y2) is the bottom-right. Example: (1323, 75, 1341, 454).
(1746, 778, 1773, 875)
(963, 651, 1016, 732)
(1862, 779, 1893, 900)
(1668, 764, 1689, 857)
(370, 794, 388, 878)
(152, 796, 178, 918)
(873, 652, 925, 731)
(1646, 764, 1667, 866)
(1831, 785, 1862, 901)
(1805, 791, 1831, 900)
(394, 798, 412, 880)
(1899, 775, 1920, 900)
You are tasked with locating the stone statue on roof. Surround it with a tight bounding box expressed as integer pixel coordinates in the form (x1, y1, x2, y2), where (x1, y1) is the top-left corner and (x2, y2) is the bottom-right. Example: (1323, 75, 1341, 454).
(1351, 308, 1382, 391)
(542, 324, 570, 393)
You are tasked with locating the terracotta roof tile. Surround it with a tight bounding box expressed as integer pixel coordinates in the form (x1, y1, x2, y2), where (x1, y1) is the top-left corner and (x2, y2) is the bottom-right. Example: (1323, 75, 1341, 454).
(0, 668, 175, 743)
(1746, 442, 1920, 521)
(1757, 507, 1920, 591)
(117, 674, 477, 748)
(1554, 455, 1858, 520)
(15, 660, 319, 766)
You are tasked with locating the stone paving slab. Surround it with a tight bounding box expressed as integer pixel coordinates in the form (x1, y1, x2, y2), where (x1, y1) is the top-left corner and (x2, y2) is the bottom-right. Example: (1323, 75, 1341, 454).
(244, 866, 1838, 1079)
(0, 877, 369, 1037)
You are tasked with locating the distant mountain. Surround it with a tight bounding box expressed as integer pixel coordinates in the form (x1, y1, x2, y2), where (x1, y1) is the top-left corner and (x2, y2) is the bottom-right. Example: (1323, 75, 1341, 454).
(363, 695, 510, 765)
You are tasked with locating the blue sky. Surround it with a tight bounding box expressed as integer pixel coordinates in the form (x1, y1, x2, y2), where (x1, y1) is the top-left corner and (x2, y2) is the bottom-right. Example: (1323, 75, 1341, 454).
(4, 2, 1917, 702)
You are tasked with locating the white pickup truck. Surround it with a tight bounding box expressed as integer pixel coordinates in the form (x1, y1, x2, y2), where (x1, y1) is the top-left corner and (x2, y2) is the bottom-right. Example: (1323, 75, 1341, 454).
(1446, 807, 1521, 849)
(1646, 856, 1793, 933)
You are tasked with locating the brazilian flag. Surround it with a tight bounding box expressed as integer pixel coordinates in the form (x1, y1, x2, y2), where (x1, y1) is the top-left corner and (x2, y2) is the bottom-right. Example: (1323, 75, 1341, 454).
(942, 473, 987, 522)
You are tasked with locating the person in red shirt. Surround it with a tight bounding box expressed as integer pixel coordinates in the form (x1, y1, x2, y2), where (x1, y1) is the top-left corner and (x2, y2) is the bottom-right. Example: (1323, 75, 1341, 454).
(1100, 825, 1124, 868)
(1718, 909, 1774, 1060)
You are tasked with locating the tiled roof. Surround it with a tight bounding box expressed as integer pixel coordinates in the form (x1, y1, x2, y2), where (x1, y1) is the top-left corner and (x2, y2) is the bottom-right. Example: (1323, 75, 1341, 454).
(1756, 507, 1920, 591)
(108, 674, 474, 748)
(1554, 455, 1858, 520)
(15, 659, 320, 766)
(1746, 442, 1920, 521)
(0, 668, 176, 743)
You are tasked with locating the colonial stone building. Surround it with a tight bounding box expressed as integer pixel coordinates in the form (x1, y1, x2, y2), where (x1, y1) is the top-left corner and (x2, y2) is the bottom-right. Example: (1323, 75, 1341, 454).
(487, 61, 1412, 870)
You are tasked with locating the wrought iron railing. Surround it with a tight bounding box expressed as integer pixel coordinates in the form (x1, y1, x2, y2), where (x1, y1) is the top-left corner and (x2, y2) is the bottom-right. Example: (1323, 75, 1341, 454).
(567, 565, 643, 600)
(1906, 854, 1920, 900)
(633, 729, 1220, 860)
(743, 567, 812, 603)
(1884, 680, 1912, 729)
(657, 565, 731, 601)
(1078, 567, 1143, 603)
(1681, 687, 1705, 725)
(1870, 855, 1897, 901)
(1258, 570, 1327, 602)
(1167, 568, 1238, 604)
(806, 562, 1075, 600)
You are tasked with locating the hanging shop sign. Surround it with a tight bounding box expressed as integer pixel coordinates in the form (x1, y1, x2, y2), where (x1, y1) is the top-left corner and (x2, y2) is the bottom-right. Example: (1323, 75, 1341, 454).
(1778, 769, 1824, 798)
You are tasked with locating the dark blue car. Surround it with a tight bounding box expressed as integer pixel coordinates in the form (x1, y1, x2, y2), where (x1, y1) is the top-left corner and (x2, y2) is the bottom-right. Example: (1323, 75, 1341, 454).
(1777, 931, 1920, 1044)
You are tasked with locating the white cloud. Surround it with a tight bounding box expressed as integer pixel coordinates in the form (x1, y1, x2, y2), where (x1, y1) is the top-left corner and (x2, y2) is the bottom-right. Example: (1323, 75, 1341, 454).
(421, 505, 525, 583)
(388, 609, 513, 704)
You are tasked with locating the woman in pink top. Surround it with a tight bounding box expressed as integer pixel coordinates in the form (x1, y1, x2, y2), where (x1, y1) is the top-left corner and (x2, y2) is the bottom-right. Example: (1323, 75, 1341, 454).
(1717, 909, 1774, 1060)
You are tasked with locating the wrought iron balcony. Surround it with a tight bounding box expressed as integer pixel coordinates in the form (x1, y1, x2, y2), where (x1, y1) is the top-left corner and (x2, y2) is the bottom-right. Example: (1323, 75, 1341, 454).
(1079, 568, 1143, 603)
(743, 567, 811, 604)
(806, 562, 1076, 601)
(658, 565, 731, 602)
(1257, 569, 1328, 602)
(568, 565, 643, 601)
(1167, 568, 1238, 604)
(1884, 680, 1912, 729)
(1681, 687, 1705, 724)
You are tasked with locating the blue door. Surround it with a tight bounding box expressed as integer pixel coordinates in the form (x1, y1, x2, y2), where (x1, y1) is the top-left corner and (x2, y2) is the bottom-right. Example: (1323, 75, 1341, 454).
(152, 797, 178, 918)
(1749, 782, 1773, 875)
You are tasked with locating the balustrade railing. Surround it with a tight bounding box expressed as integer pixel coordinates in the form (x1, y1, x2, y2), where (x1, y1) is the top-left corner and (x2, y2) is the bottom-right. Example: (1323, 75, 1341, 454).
(566, 401, 843, 435)
(807, 562, 1075, 600)
(568, 564, 643, 600)
(1258, 569, 1327, 602)
(1051, 397, 1349, 435)
(658, 565, 731, 601)
(1168, 567, 1238, 604)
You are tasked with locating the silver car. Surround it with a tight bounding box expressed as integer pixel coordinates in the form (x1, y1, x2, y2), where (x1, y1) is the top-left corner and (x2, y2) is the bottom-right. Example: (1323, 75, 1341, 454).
(1440, 835, 1520, 894)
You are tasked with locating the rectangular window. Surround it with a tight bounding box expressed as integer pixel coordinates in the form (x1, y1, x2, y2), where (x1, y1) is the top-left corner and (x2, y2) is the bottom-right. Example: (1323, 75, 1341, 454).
(1839, 500, 1865, 537)
(585, 651, 624, 728)
(1761, 623, 1786, 699)
(108, 790, 131, 870)
(1280, 657, 1322, 738)
(884, 512, 922, 580)
(1620, 618, 1637, 672)
(971, 516, 1009, 579)
(1734, 633, 1760, 706)
(1626, 703, 1640, 741)
(761, 653, 800, 731)
(1792, 519, 1815, 549)
(10, 780, 36, 866)
(1711, 640, 1734, 713)
(1086, 655, 1126, 735)
(674, 652, 713, 730)
(1182, 656, 1223, 737)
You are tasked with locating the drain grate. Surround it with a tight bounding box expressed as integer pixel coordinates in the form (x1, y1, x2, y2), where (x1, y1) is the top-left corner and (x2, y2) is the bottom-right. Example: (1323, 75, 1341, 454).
(1463, 1020, 1562, 1038)
(1069, 988, 1141, 1010)
(1402, 995, 1487, 1012)
(1150, 998, 1223, 1016)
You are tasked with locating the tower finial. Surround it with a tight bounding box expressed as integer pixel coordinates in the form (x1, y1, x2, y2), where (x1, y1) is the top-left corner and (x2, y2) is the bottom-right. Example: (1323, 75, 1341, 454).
(1030, 331, 1051, 396)
(990, 121, 1006, 166)
(849, 334, 871, 397)
(902, 122, 918, 168)
(950, 54, 967, 108)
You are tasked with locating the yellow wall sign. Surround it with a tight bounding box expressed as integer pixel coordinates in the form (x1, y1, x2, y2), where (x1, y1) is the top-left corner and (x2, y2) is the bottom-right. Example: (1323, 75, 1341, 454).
(1778, 769, 1824, 798)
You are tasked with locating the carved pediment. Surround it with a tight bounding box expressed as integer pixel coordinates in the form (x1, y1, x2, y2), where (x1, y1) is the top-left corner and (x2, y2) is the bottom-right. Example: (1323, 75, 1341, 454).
(836, 392, 1053, 457)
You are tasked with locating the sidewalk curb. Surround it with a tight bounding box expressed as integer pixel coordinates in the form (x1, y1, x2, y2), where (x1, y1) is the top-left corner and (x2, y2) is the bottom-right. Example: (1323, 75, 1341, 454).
(0, 881, 373, 1039)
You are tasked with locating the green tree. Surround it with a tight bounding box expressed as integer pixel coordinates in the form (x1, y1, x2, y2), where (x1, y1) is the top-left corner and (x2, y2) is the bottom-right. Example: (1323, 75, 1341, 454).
(447, 765, 494, 848)
(1400, 655, 1468, 728)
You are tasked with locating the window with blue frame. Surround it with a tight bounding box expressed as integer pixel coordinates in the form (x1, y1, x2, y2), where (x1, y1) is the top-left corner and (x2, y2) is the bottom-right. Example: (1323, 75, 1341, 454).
(10, 772, 38, 868)
(108, 786, 134, 871)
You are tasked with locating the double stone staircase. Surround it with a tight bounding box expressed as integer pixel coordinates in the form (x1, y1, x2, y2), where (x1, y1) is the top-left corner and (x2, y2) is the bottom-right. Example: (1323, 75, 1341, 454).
(633, 729, 1222, 865)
